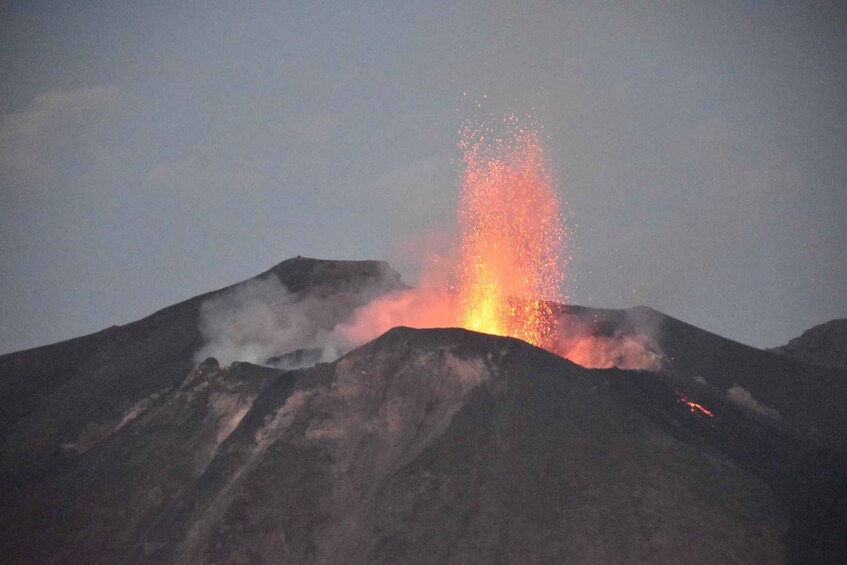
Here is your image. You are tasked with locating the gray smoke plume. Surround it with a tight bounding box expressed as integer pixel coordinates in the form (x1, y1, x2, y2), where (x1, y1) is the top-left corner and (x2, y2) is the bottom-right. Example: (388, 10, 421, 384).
(192, 272, 449, 370)
(194, 276, 346, 368)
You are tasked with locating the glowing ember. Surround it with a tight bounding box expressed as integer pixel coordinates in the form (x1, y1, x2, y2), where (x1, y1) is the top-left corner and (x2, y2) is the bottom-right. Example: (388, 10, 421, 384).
(676, 391, 714, 418)
(454, 116, 567, 349)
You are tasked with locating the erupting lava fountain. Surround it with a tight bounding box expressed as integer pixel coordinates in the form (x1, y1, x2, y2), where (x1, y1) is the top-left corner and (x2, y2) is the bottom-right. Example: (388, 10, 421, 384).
(454, 115, 569, 350)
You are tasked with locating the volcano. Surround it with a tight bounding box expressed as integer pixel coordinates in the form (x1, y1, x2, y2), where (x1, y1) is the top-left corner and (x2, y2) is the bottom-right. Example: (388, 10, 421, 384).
(1, 257, 846, 564)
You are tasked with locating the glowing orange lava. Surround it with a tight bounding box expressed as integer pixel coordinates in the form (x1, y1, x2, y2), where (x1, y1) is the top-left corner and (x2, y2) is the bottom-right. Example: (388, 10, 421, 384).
(454, 116, 567, 349)
(676, 391, 714, 418)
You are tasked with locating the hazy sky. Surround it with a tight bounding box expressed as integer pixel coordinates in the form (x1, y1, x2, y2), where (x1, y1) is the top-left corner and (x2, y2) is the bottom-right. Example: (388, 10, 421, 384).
(2, 1, 845, 354)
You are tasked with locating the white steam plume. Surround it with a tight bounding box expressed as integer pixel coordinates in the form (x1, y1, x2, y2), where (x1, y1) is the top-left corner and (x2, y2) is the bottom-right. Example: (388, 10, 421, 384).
(193, 274, 454, 370)
(194, 276, 344, 368)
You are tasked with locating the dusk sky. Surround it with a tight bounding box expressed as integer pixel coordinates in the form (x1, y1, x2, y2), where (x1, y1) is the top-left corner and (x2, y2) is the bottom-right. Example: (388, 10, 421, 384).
(2, 1, 845, 354)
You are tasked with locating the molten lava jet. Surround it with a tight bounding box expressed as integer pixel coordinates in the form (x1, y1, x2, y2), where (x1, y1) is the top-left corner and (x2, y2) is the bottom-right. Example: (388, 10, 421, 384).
(454, 116, 567, 350)
(337, 113, 658, 371)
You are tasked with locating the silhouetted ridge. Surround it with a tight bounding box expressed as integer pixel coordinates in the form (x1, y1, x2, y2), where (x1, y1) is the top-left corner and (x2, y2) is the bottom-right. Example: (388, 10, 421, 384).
(265, 256, 404, 294)
(769, 318, 847, 370)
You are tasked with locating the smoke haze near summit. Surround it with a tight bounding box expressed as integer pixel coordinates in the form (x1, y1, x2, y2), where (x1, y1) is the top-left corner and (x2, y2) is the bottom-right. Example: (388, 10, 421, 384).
(1, 1, 845, 353)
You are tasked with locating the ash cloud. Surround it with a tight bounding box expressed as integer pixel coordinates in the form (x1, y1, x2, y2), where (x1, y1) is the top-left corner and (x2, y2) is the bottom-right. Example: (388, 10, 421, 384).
(333, 287, 455, 346)
(554, 306, 668, 371)
(559, 333, 664, 371)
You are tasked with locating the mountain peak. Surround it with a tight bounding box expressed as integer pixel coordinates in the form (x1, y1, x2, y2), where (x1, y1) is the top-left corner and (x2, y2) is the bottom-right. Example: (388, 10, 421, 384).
(263, 256, 404, 294)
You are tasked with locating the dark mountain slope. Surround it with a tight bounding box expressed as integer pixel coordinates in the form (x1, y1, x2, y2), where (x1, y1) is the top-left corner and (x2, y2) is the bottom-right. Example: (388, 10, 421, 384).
(1, 327, 800, 564)
(0, 257, 403, 484)
(557, 305, 847, 452)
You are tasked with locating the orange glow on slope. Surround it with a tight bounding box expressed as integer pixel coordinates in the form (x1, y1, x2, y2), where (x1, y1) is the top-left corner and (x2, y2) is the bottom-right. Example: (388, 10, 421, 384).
(454, 116, 567, 349)
(676, 391, 714, 417)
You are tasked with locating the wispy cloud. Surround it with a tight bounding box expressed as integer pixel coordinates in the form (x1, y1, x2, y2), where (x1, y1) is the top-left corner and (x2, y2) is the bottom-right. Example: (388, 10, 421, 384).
(0, 86, 122, 191)
(146, 156, 268, 200)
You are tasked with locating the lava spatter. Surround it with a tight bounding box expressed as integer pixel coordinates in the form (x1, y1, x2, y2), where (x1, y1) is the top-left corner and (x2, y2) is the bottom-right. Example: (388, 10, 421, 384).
(454, 115, 568, 350)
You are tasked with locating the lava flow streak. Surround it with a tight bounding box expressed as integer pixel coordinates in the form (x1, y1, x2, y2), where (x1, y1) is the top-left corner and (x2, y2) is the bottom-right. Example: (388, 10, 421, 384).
(455, 116, 567, 349)
(676, 391, 715, 418)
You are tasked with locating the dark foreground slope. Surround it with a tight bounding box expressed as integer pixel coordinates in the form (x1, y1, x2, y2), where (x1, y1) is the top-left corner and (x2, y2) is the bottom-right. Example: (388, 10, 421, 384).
(2, 327, 810, 564)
